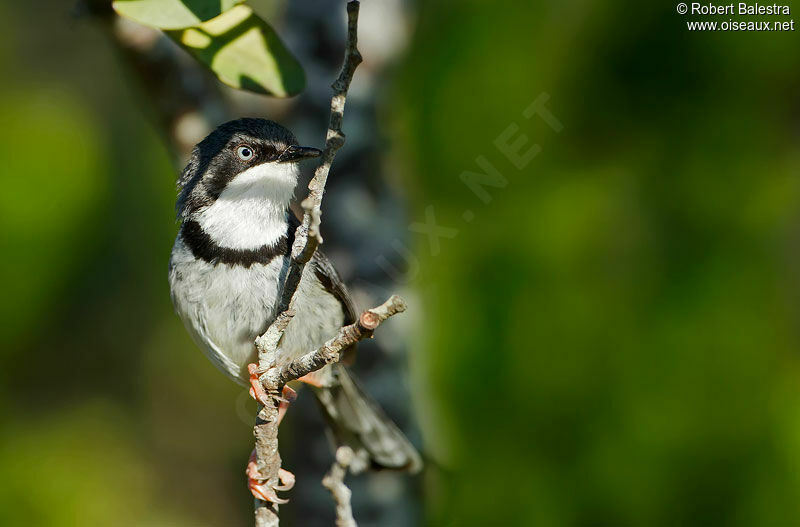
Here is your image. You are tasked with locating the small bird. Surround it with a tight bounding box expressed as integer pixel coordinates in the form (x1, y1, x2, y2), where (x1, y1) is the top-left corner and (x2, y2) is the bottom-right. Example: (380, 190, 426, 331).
(168, 118, 421, 500)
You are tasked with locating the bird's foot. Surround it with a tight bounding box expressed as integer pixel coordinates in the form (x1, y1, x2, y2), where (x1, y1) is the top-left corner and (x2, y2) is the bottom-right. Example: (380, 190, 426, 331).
(248, 363, 270, 406)
(247, 364, 296, 425)
(247, 449, 296, 503)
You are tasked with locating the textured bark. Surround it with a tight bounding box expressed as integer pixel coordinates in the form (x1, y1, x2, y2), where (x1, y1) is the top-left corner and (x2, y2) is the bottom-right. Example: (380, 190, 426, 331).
(252, 296, 406, 526)
(252, 312, 295, 526)
(268, 296, 407, 388)
(322, 447, 358, 527)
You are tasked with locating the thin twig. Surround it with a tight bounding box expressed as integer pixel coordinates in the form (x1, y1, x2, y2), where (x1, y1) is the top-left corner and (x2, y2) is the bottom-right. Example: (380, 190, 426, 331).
(322, 447, 358, 527)
(267, 295, 407, 388)
(275, 0, 363, 314)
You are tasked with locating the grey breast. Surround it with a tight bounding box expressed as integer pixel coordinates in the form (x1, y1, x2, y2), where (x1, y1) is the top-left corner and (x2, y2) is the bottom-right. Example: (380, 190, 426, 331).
(168, 236, 286, 383)
(169, 237, 347, 385)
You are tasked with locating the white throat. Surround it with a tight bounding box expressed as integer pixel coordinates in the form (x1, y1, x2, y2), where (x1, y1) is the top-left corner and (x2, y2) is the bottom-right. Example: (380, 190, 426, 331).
(194, 162, 297, 250)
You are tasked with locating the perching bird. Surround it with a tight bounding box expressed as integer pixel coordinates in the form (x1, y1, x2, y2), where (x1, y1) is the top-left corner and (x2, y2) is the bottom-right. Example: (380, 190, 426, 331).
(168, 118, 421, 500)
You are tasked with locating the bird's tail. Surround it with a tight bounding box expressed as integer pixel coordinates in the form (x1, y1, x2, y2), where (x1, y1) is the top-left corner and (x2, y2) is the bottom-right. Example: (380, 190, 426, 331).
(312, 364, 423, 474)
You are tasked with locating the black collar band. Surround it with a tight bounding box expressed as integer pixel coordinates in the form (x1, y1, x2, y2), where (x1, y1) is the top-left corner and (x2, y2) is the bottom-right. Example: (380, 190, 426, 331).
(180, 217, 293, 268)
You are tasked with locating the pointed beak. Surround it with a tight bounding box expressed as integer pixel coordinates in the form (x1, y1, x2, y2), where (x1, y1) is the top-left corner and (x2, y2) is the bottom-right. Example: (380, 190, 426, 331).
(278, 145, 322, 163)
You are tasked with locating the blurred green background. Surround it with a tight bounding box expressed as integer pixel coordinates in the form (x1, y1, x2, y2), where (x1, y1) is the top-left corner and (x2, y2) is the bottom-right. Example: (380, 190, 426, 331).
(3, 0, 800, 526)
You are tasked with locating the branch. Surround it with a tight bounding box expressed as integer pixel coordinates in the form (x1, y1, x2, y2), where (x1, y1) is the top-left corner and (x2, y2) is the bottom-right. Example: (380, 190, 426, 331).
(322, 447, 358, 527)
(267, 295, 407, 388)
(252, 296, 405, 527)
(253, 4, 364, 525)
(275, 0, 363, 314)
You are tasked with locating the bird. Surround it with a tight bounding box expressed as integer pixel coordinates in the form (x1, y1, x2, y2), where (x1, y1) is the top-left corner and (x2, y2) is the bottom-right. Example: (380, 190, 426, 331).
(168, 117, 422, 501)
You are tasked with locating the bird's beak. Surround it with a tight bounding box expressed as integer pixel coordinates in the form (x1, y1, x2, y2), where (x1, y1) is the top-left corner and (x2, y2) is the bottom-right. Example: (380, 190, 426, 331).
(278, 145, 322, 163)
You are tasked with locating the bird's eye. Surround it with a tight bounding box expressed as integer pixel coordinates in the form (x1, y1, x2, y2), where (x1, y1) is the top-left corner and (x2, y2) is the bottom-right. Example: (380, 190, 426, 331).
(236, 145, 255, 161)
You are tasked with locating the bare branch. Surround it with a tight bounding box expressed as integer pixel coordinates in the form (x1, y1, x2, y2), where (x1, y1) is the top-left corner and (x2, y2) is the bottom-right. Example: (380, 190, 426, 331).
(267, 296, 407, 388)
(253, 3, 364, 525)
(254, 310, 296, 369)
(322, 447, 358, 527)
(275, 0, 363, 314)
(252, 295, 405, 526)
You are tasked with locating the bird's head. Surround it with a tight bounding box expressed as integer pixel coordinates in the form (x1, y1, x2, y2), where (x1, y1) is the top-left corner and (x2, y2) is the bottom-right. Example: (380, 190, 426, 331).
(177, 118, 321, 219)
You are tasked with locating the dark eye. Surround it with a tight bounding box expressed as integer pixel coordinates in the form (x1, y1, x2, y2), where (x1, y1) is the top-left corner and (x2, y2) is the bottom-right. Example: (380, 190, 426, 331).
(236, 145, 255, 161)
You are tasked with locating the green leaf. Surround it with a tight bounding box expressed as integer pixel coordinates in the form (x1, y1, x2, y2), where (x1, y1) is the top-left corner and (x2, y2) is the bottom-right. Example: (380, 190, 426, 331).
(167, 5, 305, 97)
(112, 0, 244, 30)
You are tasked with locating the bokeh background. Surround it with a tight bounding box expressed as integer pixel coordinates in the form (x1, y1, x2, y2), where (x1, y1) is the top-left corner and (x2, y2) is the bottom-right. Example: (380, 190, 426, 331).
(3, 1, 800, 526)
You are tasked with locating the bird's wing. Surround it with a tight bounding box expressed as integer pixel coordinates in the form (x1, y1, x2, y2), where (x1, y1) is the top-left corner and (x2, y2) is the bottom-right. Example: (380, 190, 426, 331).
(180, 295, 248, 384)
(311, 250, 357, 325)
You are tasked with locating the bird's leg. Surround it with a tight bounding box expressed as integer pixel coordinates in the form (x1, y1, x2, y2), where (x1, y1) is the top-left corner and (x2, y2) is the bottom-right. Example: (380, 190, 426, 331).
(246, 449, 296, 503)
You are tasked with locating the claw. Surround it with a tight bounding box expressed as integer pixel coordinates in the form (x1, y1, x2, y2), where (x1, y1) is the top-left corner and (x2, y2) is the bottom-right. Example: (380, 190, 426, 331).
(274, 468, 296, 492)
(247, 364, 297, 427)
(247, 363, 271, 406)
(247, 365, 298, 422)
(250, 479, 289, 504)
(247, 449, 295, 503)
